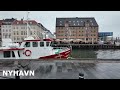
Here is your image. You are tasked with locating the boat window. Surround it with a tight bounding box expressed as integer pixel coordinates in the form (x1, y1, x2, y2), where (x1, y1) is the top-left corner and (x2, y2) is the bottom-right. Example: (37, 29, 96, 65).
(25, 42, 30, 47)
(18, 51, 20, 57)
(46, 42, 50, 47)
(4, 51, 11, 58)
(12, 51, 15, 57)
(40, 42, 44, 47)
(33, 42, 38, 47)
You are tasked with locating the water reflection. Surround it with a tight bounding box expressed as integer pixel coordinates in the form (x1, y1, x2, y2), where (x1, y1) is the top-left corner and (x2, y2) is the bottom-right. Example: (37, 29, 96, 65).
(71, 49, 120, 59)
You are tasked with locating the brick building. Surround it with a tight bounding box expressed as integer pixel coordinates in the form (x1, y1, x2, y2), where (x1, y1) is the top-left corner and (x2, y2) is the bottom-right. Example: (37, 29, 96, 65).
(56, 17, 99, 43)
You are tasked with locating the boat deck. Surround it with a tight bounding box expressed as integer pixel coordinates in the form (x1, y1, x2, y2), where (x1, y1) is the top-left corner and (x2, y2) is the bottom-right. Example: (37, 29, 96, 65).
(0, 59, 120, 79)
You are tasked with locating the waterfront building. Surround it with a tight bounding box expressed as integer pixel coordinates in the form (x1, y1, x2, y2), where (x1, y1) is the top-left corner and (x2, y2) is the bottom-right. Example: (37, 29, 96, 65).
(1, 18, 16, 40)
(12, 19, 44, 42)
(56, 17, 99, 43)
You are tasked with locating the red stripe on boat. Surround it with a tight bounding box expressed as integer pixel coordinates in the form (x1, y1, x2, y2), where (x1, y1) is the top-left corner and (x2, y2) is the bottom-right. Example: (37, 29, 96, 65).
(0, 48, 25, 51)
(39, 49, 71, 59)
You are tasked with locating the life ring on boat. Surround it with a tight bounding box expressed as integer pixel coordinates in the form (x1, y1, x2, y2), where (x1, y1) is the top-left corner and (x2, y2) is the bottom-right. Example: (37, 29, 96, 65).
(24, 50, 32, 56)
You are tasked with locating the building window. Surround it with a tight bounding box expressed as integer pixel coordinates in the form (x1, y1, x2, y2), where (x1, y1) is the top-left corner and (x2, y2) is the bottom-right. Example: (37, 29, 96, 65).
(30, 31, 32, 35)
(2, 29, 4, 32)
(14, 37, 16, 40)
(33, 42, 38, 47)
(94, 38, 96, 40)
(9, 34, 11, 38)
(17, 31, 19, 35)
(14, 31, 16, 35)
(21, 31, 23, 35)
(17, 37, 19, 40)
(24, 31, 26, 35)
(16, 27, 18, 29)
(6, 29, 8, 32)
(9, 29, 11, 32)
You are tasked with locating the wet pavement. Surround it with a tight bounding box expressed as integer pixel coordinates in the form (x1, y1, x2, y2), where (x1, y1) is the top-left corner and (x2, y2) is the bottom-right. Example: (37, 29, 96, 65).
(0, 60, 120, 79)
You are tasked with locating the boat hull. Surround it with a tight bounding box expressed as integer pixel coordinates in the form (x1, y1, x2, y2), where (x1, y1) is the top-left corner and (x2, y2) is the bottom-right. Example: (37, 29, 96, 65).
(39, 49, 71, 59)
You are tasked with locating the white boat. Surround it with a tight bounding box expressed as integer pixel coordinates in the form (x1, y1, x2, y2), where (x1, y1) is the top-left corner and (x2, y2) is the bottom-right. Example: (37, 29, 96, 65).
(0, 12, 71, 60)
(0, 36, 71, 59)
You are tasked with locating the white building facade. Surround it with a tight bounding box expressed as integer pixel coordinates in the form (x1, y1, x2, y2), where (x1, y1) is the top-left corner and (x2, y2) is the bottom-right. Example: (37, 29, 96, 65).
(12, 19, 43, 42)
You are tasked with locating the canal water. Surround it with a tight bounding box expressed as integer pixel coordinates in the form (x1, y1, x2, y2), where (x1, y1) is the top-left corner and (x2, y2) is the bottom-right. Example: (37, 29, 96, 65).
(71, 49, 120, 59)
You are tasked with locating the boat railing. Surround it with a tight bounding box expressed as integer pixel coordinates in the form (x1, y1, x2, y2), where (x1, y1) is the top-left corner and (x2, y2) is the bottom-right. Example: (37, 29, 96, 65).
(53, 47, 70, 50)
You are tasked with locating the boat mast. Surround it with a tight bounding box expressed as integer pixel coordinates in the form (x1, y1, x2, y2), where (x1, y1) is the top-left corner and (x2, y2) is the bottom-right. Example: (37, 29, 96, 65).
(26, 11, 30, 37)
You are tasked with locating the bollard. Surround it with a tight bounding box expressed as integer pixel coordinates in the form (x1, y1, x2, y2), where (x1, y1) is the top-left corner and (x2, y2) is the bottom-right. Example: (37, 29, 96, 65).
(79, 73, 84, 79)
(15, 69, 20, 79)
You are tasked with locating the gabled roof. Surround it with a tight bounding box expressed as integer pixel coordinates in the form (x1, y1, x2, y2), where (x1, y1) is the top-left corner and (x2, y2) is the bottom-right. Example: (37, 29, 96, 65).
(2, 18, 16, 25)
(56, 17, 98, 27)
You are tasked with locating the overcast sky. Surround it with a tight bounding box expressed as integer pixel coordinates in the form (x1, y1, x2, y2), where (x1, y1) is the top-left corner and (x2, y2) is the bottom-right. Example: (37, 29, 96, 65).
(0, 11, 120, 37)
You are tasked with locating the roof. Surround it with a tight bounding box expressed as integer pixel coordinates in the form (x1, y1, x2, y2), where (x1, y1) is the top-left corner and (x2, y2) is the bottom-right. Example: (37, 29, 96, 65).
(3, 18, 16, 22)
(12, 20, 38, 25)
(2, 18, 16, 25)
(56, 17, 98, 27)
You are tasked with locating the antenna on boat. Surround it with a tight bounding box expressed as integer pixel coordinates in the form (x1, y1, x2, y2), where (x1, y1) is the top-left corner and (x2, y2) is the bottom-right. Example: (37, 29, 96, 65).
(25, 11, 40, 40)
(26, 11, 30, 38)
